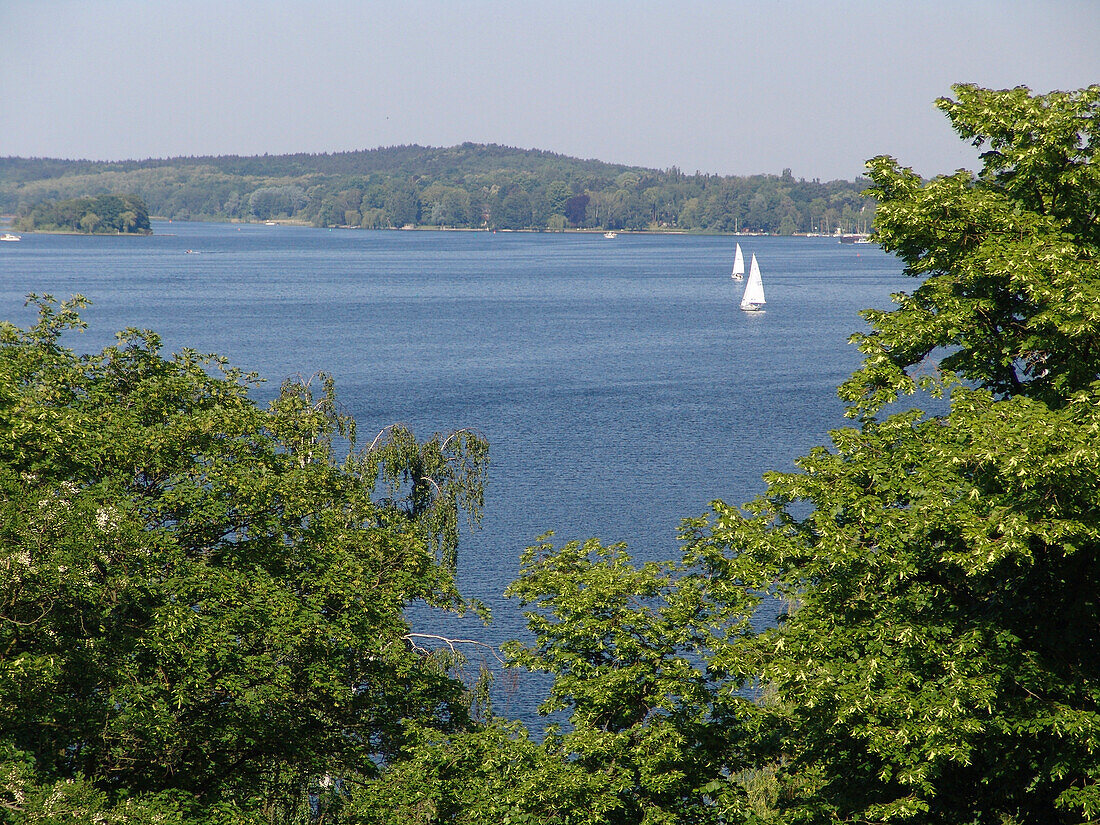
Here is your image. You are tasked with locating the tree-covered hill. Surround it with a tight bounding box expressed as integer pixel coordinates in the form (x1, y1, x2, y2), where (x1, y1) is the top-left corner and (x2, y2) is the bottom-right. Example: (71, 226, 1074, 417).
(0, 143, 874, 233)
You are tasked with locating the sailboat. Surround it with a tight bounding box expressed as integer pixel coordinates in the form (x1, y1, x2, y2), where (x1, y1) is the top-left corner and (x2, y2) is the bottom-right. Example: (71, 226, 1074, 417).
(740, 253, 766, 312)
(731, 242, 745, 280)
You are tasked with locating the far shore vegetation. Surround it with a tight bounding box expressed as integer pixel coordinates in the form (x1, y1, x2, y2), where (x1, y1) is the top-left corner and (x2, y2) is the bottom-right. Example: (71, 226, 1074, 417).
(1, 143, 874, 235)
(13, 193, 151, 235)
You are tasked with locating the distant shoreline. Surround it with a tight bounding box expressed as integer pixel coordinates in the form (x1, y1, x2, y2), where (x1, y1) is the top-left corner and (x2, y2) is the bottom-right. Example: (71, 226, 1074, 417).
(154, 218, 846, 238)
(7, 229, 153, 237)
(8, 215, 864, 240)
(2, 145, 874, 236)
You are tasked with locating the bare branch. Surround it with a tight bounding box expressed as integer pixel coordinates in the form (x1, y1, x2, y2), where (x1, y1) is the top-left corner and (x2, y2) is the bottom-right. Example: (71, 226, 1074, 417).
(403, 632, 506, 665)
(0, 600, 53, 626)
(367, 424, 404, 453)
(419, 475, 443, 499)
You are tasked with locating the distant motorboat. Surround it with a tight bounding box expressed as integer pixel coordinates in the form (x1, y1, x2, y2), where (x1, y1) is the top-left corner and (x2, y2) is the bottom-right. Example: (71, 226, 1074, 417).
(1, 233, 20, 242)
(604, 231, 618, 239)
(731, 242, 745, 280)
(740, 253, 766, 312)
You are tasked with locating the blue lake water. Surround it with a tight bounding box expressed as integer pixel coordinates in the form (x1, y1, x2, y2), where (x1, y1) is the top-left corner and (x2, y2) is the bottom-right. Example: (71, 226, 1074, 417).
(0, 222, 909, 722)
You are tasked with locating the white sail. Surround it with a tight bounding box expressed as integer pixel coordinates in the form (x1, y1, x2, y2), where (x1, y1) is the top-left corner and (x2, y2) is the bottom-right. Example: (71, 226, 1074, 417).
(740, 253, 766, 311)
(731, 243, 745, 280)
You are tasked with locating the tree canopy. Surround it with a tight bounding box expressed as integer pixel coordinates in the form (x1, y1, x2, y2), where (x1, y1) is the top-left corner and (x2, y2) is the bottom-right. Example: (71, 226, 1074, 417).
(843, 84, 1100, 413)
(13, 193, 151, 234)
(684, 83, 1100, 822)
(0, 296, 488, 822)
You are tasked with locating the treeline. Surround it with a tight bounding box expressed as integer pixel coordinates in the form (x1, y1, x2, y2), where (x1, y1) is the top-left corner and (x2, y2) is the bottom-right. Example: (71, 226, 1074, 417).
(13, 193, 151, 234)
(0, 143, 873, 233)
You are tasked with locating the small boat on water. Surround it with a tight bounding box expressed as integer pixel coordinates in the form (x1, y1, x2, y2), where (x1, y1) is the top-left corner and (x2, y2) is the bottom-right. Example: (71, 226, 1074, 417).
(731, 242, 745, 280)
(1, 233, 20, 242)
(740, 253, 766, 312)
(603, 231, 618, 239)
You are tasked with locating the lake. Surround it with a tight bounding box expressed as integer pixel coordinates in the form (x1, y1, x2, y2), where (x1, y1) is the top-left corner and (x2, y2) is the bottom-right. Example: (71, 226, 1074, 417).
(1, 222, 908, 722)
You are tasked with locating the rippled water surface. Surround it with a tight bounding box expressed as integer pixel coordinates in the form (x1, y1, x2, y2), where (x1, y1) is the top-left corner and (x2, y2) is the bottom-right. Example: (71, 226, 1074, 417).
(2, 223, 908, 721)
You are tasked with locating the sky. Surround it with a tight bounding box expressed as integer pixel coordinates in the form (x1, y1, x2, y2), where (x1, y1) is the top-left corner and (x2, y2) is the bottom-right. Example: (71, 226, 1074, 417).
(1, 1, 1097, 182)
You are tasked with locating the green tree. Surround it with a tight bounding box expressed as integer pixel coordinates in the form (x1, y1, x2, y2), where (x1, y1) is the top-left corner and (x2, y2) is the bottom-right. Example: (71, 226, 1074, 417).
(502, 537, 756, 824)
(844, 84, 1100, 414)
(346, 721, 615, 825)
(685, 84, 1100, 823)
(492, 188, 533, 230)
(546, 180, 572, 216)
(0, 296, 489, 822)
(677, 196, 702, 230)
(383, 178, 419, 227)
(347, 539, 762, 825)
(312, 195, 344, 227)
(361, 207, 387, 229)
(78, 211, 100, 233)
(15, 194, 149, 234)
(433, 188, 472, 227)
(249, 185, 308, 221)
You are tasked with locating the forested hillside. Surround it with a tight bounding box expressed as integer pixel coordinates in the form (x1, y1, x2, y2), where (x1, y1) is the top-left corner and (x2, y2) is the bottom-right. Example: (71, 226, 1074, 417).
(0, 143, 873, 233)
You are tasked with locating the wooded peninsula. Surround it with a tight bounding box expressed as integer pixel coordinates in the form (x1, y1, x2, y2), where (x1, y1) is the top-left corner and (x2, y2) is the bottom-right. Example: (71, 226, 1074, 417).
(11, 193, 151, 235)
(0, 143, 873, 233)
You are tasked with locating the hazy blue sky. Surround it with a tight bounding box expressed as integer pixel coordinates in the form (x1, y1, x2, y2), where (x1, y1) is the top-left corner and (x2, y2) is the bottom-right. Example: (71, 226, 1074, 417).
(2, 1, 1097, 181)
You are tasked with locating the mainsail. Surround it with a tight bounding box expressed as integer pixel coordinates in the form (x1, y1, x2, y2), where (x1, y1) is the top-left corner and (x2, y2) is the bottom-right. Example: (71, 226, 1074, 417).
(731, 242, 745, 280)
(740, 253, 766, 311)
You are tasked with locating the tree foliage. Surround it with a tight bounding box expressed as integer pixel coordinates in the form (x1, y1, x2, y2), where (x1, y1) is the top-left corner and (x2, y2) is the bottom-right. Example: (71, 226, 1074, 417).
(676, 84, 1100, 823)
(691, 386, 1100, 823)
(843, 84, 1100, 414)
(0, 296, 488, 822)
(13, 194, 151, 234)
(503, 537, 756, 824)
